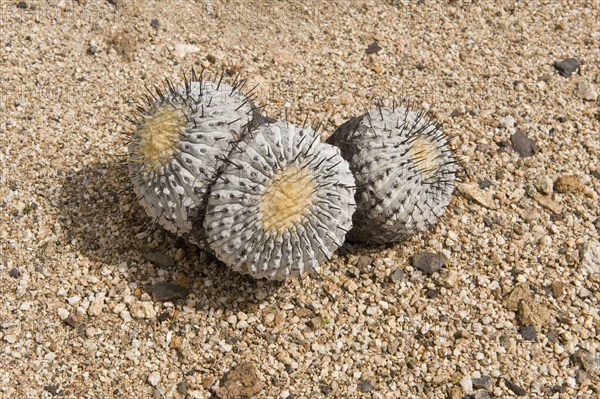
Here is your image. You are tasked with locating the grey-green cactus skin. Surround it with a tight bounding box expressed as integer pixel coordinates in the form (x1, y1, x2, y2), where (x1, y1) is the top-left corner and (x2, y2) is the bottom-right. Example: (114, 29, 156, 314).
(204, 121, 356, 280)
(327, 106, 456, 245)
(128, 79, 255, 238)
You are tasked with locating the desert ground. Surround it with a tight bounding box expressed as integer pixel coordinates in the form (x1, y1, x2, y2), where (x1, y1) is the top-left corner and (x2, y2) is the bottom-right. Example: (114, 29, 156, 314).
(0, 0, 599, 398)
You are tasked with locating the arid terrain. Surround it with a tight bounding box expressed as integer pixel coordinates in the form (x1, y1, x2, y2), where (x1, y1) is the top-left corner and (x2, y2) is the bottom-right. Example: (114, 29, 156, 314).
(0, 1, 599, 398)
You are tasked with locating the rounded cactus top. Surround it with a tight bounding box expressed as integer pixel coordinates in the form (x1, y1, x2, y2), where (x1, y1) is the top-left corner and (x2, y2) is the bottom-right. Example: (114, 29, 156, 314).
(128, 77, 255, 235)
(204, 121, 357, 280)
(327, 105, 456, 244)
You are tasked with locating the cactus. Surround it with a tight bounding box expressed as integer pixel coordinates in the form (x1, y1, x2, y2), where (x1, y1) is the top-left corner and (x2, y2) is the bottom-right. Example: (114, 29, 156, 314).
(327, 105, 456, 244)
(203, 121, 356, 280)
(127, 71, 260, 239)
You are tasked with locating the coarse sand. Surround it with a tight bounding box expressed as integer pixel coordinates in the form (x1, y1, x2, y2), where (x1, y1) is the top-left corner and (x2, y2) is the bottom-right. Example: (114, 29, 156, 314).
(0, 1, 599, 398)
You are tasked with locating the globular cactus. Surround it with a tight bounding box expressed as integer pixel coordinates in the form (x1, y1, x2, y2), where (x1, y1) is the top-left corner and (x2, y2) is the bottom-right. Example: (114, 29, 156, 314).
(127, 71, 259, 239)
(327, 104, 456, 245)
(202, 121, 356, 280)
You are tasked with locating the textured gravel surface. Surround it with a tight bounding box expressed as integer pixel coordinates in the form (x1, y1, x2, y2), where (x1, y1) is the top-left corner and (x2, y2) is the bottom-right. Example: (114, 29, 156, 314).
(1, 1, 599, 398)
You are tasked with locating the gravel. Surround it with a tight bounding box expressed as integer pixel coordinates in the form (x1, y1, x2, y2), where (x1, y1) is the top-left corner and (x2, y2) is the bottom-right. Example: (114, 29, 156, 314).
(1, 1, 598, 398)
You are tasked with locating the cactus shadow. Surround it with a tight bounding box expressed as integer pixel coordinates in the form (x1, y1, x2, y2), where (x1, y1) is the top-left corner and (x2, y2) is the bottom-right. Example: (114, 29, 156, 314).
(55, 159, 284, 312)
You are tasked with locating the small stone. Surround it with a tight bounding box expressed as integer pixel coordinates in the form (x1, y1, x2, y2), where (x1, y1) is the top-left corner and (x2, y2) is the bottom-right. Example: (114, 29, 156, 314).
(510, 131, 539, 157)
(447, 386, 462, 399)
(130, 301, 157, 319)
(456, 182, 498, 209)
(533, 193, 562, 213)
(366, 42, 382, 54)
(389, 269, 404, 282)
(216, 361, 263, 399)
(535, 175, 553, 195)
(438, 269, 459, 288)
(554, 175, 584, 193)
(88, 45, 100, 55)
(459, 376, 473, 393)
(357, 379, 372, 393)
(575, 370, 589, 385)
(111, 31, 136, 60)
(147, 372, 161, 387)
(549, 281, 565, 298)
(472, 390, 491, 399)
(356, 255, 373, 270)
(478, 180, 493, 189)
(498, 115, 515, 129)
(4, 334, 17, 344)
(426, 288, 440, 299)
(572, 349, 600, 373)
(177, 381, 188, 394)
(174, 43, 200, 58)
(576, 80, 598, 101)
(503, 283, 531, 311)
(554, 58, 581, 77)
(472, 376, 491, 391)
(143, 251, 175, 267)
(412, 252, 447, 275)
(57, 308, 70, 320)
(64, 313, 83, 328)
(373, 64, 384, 74)
(150, 19, 160, 29)
(43, 385, 60, 396)
(504, 379, 526, 396)
(88, 296, 104, 316)
(320, 385, 332, 395)
(517, 298, 551, 328)
(579, 241, 600, 275)
(16, 1, 27, 9)
(520, 324, 537, 341)
(8, 268, 20, 278)
(149, 281, 189, 302)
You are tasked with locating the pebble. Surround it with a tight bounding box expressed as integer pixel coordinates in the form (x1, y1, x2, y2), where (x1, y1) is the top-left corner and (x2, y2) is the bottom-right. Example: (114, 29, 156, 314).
(576, 80, 598, 101)
(357, 379, 372, 393)
(534, 175, 553, 195)
(498, 115, 515, 129)
(57, 308, 69, 320)
(8, 268, 20, 278)
(553, 58, 581, 77)
(16, 1, 27, 9)
(143, 251, 175, 267)
(365, 42, 382, 54)
(216, 361, 263, 399)
(411, 252, 447, 275)
(147, 371, 161, 387)
(579, 241, 599, 275)
(572, 349, 600, 373)
(516, 298, 551, 327)
(510, 131, 539, 157)
(533, 193, 562, 213)
(111, 31, 136, 60)
(459, 376, 473, 393)
(554, 175, 584, 193)
(174, 43, 201, 58)
(130, 302, 157, 319)
(478, 180, 493, 189)
(472, 390, 491, 399)
(177, 381, 188, 394)
(472, 376, 491, 391)
(149, 281, 189, 302)
(520, 324, 537, 341)
(150, 19, 160, 29)
(456, 182, 498, 209)
(504, 379, 526, 396)
(389, 269, 404, 282)
(5, 334, 18, 344)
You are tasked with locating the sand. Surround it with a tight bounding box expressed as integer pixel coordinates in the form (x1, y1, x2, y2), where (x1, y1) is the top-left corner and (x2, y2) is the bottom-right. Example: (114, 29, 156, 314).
(1, 0, 599, 398)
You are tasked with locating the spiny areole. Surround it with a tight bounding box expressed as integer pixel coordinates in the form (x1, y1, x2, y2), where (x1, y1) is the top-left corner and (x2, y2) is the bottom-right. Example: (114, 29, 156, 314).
(127, 70, 259, 238)
(327, 104, 456, 245)
(203, 121, 356, 280)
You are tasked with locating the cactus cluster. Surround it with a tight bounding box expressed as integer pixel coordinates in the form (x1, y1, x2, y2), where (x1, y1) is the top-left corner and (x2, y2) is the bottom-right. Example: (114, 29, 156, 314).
(127, 72, 456, 280)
